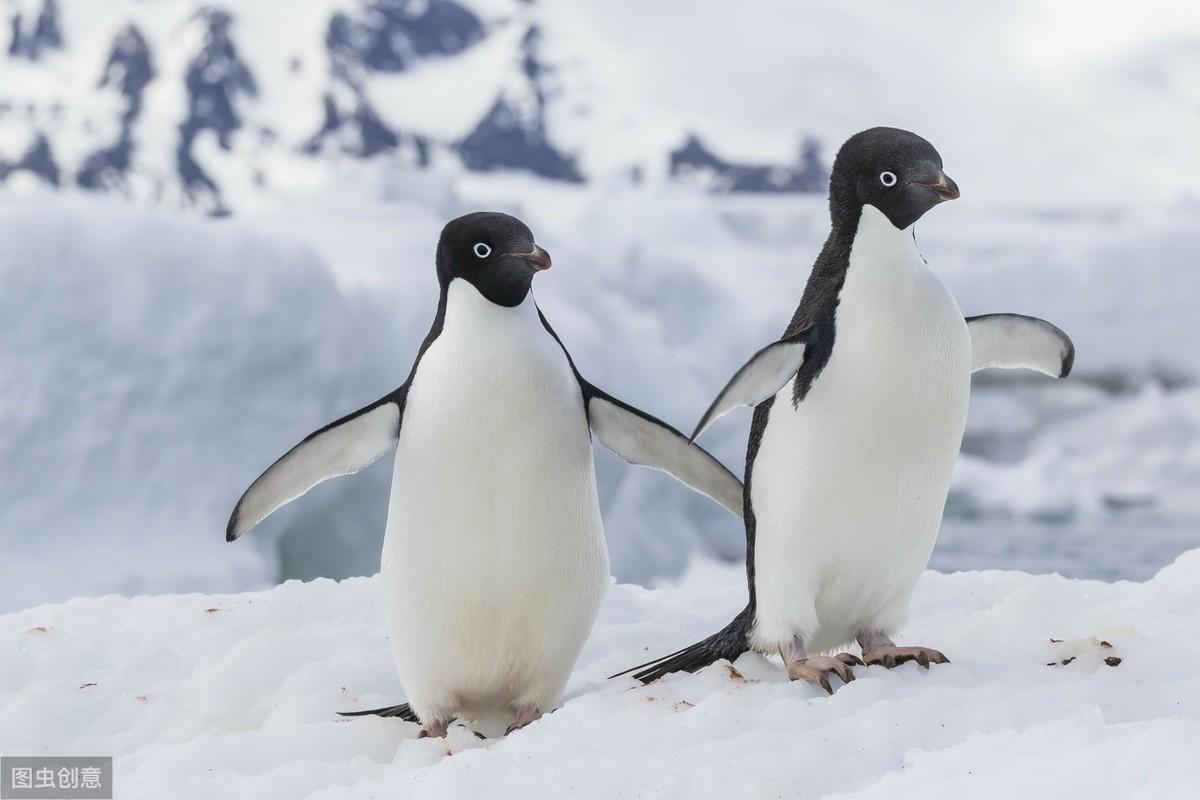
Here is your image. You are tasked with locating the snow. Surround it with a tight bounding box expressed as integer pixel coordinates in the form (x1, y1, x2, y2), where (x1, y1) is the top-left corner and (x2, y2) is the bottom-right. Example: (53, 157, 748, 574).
(956, 383, 1200, 521)
(0, 192, 397, 610)
(3, 552, 1198, 798)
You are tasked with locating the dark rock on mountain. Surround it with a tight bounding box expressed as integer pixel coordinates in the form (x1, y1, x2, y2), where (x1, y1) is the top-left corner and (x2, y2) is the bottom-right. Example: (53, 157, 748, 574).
(76, 133, 134, 192)
(520, 23, 545, 85)
(326, 0, 485, 76)
(305, 94, 422, 161)
(459, 98, 583, 182)
(0, 134, 60, 185)
(177, 9, 257, 212)
(312, 0, 483, 165)
(670, 134, 827, 193)
(7, 0, 62, 61)
(457, 26, 583, 182)
(78, 26, 154, 191)
(99, 25, 155, 123)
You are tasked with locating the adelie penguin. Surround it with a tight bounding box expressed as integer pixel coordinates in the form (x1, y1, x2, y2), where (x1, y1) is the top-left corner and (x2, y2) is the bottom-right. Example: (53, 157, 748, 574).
(616, 128, 1075, 693)
(226, 212, 743, 737)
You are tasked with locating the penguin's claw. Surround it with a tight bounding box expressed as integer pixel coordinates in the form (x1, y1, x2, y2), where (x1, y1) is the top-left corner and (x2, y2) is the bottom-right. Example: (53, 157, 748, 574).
(785, 654, 858, 693)
(505, 705, 544, 735)
(418, 719, 450, 739)
(839, 652, 866, 667)
(862, 645, 949, 670)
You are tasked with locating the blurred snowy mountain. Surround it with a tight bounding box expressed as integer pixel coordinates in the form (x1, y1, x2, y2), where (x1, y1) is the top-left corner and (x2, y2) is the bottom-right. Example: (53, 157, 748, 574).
(0, 0, 832, 214)
(2, 0, 1200, 611)
(5, 0, 1200, 214)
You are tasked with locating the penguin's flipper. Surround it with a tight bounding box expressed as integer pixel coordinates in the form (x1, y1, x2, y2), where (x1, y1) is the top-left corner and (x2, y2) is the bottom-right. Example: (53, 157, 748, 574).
(226, 388, 407, 541)
(585, 386, 745, 519)
(691, 327, 814, 441)
(966, 314, 1074, 378)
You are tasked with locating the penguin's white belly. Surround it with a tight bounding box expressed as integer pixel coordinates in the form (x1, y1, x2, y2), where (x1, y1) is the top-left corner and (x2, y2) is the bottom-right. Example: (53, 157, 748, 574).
(751, 210, 972, 654)
(381, 282, 608, 721)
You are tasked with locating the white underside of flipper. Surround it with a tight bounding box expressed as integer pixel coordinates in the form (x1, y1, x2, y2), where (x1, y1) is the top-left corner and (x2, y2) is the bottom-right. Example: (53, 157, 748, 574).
(689, 331, 811, 441)
(382, 281, 608, 723)
(750, 207, 973, 654)
(227, 402, 399, 540)
(588, 395, 744, 518)
(968, 313, 1074, 377)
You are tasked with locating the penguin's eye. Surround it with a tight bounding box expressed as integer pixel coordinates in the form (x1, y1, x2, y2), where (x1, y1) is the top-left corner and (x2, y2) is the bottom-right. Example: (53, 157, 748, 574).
(473, 242, 492, 259)
(879, 171, 898, 187)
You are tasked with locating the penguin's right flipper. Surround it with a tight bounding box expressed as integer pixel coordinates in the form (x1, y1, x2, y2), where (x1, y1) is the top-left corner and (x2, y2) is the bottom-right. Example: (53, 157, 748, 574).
(338, 703, 419, 722)
(690, 327, 815, 441)
(966, 314, 1074, 378)
(226, 388, 407, 541)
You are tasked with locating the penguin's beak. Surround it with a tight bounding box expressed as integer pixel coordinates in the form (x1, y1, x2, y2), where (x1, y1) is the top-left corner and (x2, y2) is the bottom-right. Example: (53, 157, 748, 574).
(918, 171, 960, 202)
(512, 245, 552, 271)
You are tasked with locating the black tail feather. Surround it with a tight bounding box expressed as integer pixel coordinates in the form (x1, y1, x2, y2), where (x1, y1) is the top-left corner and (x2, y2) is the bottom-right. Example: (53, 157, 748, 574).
(338, 703, 419, 723)
(610, 605, 754, 684)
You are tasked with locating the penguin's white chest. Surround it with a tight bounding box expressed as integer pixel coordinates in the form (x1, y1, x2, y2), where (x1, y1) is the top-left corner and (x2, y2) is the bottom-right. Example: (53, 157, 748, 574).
(381, 281, 608, 721)
(751, 207, 972, 653)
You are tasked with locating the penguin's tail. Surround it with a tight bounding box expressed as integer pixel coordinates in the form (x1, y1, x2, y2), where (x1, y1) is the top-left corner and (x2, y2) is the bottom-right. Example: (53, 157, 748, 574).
(609, 605, 754, 684)
(338, 703, 419, 723)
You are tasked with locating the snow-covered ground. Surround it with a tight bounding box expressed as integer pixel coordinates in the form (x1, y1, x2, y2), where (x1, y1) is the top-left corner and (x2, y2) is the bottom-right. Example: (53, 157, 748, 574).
(3, 553, 1198, 798)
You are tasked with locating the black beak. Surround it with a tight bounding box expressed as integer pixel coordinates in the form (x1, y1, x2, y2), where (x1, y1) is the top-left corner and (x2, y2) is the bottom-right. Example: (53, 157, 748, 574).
(919, 171, 960, 202)
(512, 245, 552, 271)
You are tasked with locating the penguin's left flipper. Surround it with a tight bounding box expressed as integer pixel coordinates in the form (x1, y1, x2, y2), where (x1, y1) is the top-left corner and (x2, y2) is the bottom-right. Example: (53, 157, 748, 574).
(690, 326, 816, 441)
(967, 314, 1074, 378)
(585, 385, 745, 520)
(226, 388, 407, 541)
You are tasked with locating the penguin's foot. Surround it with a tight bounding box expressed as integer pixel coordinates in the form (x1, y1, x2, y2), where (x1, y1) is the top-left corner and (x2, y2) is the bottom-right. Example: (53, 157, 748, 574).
(857, 631, 948, 669)
(504, 705, 543, 735)
(418, 719, 450, 739)
(785, 655, 862, 694)
(863, 645, 949, 669)
(780, 637, 861, 694)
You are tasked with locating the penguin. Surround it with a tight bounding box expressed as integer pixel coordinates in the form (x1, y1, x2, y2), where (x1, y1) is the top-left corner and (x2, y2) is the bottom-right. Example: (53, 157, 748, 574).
(615, 128, 1074, 692)
(226, 212, 744, 735)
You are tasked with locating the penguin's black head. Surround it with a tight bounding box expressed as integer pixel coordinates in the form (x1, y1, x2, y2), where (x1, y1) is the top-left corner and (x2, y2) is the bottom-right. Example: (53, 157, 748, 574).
(435, 212, 552, 307)
(829, 127, 960, 231)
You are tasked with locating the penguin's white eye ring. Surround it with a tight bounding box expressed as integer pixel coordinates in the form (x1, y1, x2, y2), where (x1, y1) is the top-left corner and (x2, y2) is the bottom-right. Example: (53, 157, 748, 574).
(879, 171, 898, 187)
(473, 242, 492, 258)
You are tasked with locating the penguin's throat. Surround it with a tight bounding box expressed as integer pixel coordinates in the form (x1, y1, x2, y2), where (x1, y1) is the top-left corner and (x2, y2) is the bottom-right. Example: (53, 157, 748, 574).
(856, 205, 919, 250)
(447, 278, 541, 327)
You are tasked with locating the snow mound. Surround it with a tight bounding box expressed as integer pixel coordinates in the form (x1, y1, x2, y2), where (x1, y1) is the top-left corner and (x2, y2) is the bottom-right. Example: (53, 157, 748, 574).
(956, 382, 1200, 521)
(0, 193, 400, 611)
(3, 554, 1198, 798)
